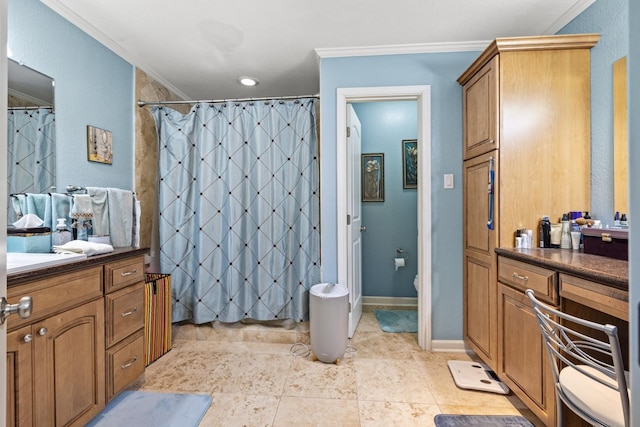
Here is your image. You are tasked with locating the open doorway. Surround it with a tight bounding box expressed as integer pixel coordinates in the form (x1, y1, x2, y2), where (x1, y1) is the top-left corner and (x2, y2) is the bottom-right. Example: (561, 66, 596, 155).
(336, 85, 432, 350)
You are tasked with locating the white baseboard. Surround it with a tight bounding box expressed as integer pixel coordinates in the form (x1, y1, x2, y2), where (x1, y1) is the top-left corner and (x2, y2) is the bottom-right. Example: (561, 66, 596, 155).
(363, 296, 418, 308)
(430, 340, 471, 353)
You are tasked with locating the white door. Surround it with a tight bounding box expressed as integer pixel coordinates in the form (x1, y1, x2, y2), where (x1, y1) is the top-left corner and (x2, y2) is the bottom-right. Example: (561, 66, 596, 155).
(347, 104, 363, 337)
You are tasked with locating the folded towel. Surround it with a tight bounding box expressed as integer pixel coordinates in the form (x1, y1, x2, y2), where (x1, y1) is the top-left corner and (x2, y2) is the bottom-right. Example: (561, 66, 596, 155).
(52, 240, 114, 257)
(13, 213, 44, 228)
(71, 195, 94, 219)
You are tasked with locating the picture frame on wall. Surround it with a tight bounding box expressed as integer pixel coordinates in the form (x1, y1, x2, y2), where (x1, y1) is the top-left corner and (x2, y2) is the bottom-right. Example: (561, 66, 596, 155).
(87, 125, 113, 164)
(362, 153, 384, 202)
(402, 139, 417, 189)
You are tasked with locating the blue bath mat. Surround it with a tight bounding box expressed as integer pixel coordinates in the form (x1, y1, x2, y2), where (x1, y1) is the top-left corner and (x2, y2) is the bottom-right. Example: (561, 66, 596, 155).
(374, 309, 418, 333)
(434, 414, 534, 426)
(86, 391, 211, 427)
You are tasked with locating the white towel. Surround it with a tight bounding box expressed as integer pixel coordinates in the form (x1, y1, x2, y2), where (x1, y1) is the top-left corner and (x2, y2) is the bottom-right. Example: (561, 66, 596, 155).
(71, 195, 94, 219)
(107, 188, 133, 247)
(52, 240, 114, 257)
(87, 187, 109, 235)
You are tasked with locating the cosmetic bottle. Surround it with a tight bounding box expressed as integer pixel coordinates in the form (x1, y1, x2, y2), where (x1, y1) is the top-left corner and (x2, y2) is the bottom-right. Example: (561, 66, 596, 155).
(52, 218, 72, 247)
(620, 213, 628, 227)
(515, 230, 522, 248)
(561, 214, 571, 249)
(539, 216, 551, 248)
(614, 211, 621, 227)
(526, 230, 533, 249)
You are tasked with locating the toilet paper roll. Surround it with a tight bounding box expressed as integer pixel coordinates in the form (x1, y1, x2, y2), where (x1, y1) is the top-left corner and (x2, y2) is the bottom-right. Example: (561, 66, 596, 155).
(394, 257, 405, 271)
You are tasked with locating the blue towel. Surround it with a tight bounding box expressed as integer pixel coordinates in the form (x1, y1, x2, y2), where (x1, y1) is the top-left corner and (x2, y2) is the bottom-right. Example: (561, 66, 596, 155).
(50, 193, 72, 231)
(87, 187, 109, 236)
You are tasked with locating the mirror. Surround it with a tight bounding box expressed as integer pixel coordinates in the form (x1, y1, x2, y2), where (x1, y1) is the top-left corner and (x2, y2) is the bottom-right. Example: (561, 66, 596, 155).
(7, 59, 56, 222)
(613, 56, 627, 216)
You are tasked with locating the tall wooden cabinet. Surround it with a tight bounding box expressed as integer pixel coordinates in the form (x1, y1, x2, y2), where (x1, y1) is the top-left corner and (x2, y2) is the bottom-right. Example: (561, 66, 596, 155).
(459, 34, 598, 425)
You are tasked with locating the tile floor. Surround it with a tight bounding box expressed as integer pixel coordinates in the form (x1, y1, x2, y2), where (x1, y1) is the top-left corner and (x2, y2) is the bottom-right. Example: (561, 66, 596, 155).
(129, 311, 544, 426)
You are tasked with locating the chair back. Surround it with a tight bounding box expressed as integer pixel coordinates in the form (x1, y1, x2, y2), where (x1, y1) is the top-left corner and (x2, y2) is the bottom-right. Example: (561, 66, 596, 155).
(525, 289, 630, 427)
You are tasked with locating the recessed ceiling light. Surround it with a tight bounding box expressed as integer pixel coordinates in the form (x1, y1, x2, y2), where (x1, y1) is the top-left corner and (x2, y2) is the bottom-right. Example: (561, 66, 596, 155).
(238, 76, 259, 87)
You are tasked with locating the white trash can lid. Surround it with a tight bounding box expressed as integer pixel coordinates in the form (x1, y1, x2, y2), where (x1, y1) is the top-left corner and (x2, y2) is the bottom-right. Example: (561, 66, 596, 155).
(310, 283, 349, 298)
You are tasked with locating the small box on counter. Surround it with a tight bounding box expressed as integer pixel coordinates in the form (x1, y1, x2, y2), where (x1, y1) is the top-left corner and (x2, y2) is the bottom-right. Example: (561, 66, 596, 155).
(582, 227, 628, 260)
(7, 226, 52, 253)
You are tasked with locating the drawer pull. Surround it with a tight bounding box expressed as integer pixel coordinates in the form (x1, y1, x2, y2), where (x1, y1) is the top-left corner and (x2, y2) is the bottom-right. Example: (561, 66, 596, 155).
(120, 269, 138, 277)
(512, 272, 529, 282)
(121, 307, 138, 317)
(121, 356, 138, 369)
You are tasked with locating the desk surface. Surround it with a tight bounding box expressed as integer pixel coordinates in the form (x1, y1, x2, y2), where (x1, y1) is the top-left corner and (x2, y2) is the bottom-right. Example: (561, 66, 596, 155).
(495, 248, 628, 291)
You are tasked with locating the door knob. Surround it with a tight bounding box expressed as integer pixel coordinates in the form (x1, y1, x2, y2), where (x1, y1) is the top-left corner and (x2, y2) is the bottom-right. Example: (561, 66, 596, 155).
(0, 296, 32, 324)
(360, 225, 367, 232)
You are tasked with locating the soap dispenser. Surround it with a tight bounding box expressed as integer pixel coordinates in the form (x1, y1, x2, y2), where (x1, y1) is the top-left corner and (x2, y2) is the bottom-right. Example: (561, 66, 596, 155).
(52, 218, 72, 246)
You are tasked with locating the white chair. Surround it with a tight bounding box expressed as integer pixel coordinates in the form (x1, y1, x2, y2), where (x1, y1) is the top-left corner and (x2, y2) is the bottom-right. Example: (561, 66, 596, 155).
(525, 289, 630, 427)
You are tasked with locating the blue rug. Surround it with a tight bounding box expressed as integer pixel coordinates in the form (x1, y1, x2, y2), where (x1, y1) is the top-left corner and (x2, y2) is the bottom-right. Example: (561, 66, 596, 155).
(434, 414, 534, 427)
(374, 309, 418, 333)
(86, 391, 212, 427)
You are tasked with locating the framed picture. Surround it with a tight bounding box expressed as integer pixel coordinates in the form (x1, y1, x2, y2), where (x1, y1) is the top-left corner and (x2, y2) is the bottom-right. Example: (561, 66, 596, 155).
(87, 125, 113, 164)
(362, 153, 384, 202)
(402, 139, 417, 189)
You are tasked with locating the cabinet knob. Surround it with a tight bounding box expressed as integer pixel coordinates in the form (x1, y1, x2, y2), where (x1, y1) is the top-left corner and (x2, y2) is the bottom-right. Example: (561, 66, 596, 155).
(23, 334, 33, 343)
(0, 296, 33, 324)
(38, 327, 48, 336)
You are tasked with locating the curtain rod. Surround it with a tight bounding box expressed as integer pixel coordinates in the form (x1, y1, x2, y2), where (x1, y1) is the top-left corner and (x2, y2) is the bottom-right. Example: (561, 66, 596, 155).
(137, 94, 319, 107)
(8, 106, 54, 111)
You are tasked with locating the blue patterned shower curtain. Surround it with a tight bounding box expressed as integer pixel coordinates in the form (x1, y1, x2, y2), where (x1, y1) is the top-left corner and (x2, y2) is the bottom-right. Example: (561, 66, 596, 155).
(7, 108, 56, 222)
(152, 99, 320, 324)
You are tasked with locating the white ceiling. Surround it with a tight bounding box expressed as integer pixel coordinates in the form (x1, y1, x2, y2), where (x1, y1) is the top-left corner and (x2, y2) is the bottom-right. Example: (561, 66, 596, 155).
(42, 0, 595, 101)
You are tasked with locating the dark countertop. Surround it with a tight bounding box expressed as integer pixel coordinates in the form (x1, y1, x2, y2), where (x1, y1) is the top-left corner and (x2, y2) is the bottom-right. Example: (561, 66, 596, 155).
(8, 247, 149, 287)
(495, 248, 628, 291)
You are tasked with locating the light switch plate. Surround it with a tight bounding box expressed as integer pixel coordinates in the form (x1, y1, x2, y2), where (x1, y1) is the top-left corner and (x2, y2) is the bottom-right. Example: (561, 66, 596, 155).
(444, 173, 454, 189)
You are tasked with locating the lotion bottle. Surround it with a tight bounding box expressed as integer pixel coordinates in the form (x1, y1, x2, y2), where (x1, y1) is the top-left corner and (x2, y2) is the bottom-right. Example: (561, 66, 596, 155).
(561, 214, 571, 249)
(52, 218, 72, 247)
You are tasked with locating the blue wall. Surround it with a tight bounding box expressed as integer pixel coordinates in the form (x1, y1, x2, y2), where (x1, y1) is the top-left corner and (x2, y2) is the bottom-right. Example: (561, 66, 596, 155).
(558, 0, 629, 220)
(319, 51, 479, 340)
(353, 101, 418, 298)
(8, 0, 135, 191)
(627, 0, 639, 418)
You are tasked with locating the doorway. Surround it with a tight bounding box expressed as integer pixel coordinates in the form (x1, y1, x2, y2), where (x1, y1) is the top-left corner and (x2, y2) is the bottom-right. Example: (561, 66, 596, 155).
(336, 85, 432, 350)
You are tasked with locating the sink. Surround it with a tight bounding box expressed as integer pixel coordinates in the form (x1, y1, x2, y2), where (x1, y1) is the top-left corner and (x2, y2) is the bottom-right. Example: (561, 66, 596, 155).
(6, 252, 88, 274)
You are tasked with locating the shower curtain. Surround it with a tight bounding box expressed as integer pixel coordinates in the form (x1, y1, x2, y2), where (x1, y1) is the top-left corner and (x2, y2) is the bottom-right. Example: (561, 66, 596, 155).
(152, 98, 320, 324)
(7, 108, 56, 223)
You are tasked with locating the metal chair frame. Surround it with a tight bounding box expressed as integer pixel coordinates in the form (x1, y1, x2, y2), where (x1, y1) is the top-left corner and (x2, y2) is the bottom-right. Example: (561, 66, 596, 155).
(525, 289, 630, 427)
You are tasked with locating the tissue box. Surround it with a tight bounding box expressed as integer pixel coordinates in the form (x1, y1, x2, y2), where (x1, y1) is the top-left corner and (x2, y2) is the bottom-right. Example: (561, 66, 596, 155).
(582, 227, 628, 260)
(7, 227, 52, 253)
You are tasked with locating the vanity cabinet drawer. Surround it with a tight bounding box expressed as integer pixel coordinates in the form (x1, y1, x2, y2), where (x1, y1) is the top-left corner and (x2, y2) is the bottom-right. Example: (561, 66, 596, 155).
(105, 282, 145, 348)
(7, 266, 103, 331)
(105, 256, 144, 293)
(498, 256, 558, 305)
(106, 329, 145, 401)
(560, 274, 628, 321)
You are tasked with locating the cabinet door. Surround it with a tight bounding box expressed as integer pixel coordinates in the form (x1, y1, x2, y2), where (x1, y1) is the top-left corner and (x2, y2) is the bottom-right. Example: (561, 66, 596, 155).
(498, 284, 555, 426)
(6, 326, 33, 427)
(33, 300, 105, 427)
(462, 55, 499, 160)
(463, 152, 499, 367)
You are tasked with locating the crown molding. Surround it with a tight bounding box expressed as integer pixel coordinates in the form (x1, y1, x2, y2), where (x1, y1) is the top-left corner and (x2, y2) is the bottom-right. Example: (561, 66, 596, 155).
(40, 0, 189, 101)
(315, 40, 490, 59)
(543, 0, 596, 34)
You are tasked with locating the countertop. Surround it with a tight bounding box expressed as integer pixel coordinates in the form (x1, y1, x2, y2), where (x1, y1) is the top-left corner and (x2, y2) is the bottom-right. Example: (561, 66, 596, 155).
(495, 248, 628, 291)
(7, 247, 149, 287)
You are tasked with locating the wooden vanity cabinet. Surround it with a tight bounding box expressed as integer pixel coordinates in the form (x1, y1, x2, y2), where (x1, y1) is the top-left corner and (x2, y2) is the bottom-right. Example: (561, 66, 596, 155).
(459, 34, 597, 370)
(497, 256, 557, 426)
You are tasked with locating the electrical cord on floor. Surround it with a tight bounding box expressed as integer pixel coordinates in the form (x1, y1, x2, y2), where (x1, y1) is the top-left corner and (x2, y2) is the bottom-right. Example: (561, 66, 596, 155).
(289, 337, 358, 358)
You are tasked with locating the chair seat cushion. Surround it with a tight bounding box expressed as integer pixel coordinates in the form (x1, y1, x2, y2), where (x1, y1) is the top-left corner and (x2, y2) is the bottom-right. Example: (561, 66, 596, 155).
(559, 365, 628, 427)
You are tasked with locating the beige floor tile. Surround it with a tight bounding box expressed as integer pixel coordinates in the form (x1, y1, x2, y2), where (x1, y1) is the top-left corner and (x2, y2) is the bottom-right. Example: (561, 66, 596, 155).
(359, 400, 441, 426)
(349, 331, 421, 360)
(209, 352, 292, 395)
(354, 358, 436, 404)
(282, 355, 357, 399)
(198, 393, 279, 427)
(273, 396, 360, 427)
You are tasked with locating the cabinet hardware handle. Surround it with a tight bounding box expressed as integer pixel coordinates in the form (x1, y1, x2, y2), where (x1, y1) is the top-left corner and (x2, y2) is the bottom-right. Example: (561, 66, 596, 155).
(38, 327, 48, 336)
(512, 272, 529, 282)
(488, 138, 494, 144)
(121, 307, 138, 317)
(23, 334, 33, 343)
(121, 356, 138, 369)
(120, 268, 138, 277)
(0, 296, 32, 324)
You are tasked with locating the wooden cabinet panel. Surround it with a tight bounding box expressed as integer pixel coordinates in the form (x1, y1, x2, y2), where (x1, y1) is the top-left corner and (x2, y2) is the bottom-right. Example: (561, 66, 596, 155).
(464, 152, 498, 256)
(6, 326, 33, 427)
(105, 256, 145, 293)
(464, 254, 496, 364)
(498, 284, 555, 426)
(462, 55, 499, 160)
(106, 329, 145, 401)
(498, 257, 557, 304)
(106, 282, 145, 347)
(33, 299, 105, 427)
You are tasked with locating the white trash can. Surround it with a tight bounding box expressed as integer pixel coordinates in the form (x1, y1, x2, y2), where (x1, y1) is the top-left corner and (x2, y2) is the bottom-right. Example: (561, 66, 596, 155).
(309, 283, 349, 364)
